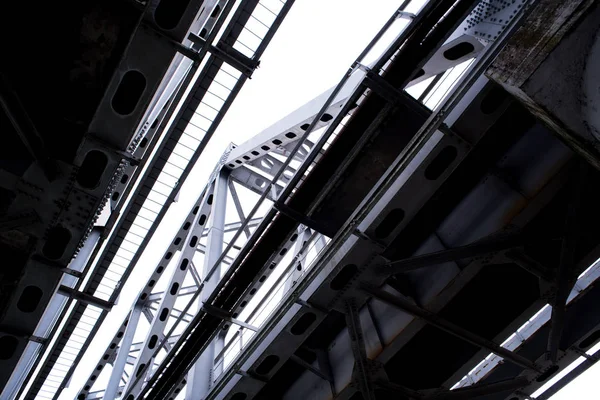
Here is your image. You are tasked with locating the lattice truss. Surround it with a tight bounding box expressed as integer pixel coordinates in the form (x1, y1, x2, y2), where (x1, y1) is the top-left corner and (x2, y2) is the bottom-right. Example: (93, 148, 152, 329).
(77, 82, 357, 400)
(70, 1, 530, 398)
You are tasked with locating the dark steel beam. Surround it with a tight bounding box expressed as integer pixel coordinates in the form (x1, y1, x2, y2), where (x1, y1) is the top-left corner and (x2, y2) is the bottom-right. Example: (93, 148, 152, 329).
(57, 285, 113, 311)
(505, 249, 555, 282)
(345, 299, 376, 400)
(316, 348, 337, 396)
(548, 162, 588, 363)
(427, 377, 529, 400)
(290, 354, 332, 383)
(375, 379, 423, 399)
(274, 201, 334, 237)
(362, 283, 542, 372)
(383, 234, 522, 274)
(0, 73, 56, 179)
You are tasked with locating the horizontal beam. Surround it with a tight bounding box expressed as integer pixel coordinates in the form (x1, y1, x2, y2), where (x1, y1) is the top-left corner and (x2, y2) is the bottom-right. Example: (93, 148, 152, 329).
(57, 285, 113, 311)
(428, 377, 529, 399)
(362, 283, 542, 372)
(383, 234, 523, 274)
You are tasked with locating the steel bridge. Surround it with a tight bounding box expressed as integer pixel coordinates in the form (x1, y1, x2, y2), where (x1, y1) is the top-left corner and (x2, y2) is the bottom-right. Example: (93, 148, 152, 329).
(2, 0, 600, 399)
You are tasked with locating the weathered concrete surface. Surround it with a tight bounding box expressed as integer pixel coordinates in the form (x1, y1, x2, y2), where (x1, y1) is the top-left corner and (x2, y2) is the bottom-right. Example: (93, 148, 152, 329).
(486, 0, 600, 169)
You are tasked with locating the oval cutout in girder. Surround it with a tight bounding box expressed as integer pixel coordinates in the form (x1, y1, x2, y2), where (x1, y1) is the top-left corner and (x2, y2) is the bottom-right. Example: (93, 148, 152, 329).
(77, 150, 108, 189)
(285, 132, 296, 139)
(210, 4, 221, 18)
(42, 225, 71, 260)
(375, 208, 405, 239)
(148, 335, 158, 349)
(183, 222, 191, 230)
(170, 282, 179, 295)
(193, 206, 199, 215)
(413, 69, 425, 80)
(330, 264, 358, 290)
(320, 113, 333, 122)
(160, 308, 169, 321)
(180, 259, 189, 270)
(443, 42, 475, 61)
(424, 146, 457, 181)
(112, 71, 146, 115)
(154, 0, 191, 30)
(0, 336, 18, 360)
(198, 215, 207, 225)
(207, 194, 213, 205)
(291, 312, 317, 335)
(120, 174, 129, 184)
(190, 236, 198, 247)
(256, 355, 279, 375)
(17, 286, 43, 313)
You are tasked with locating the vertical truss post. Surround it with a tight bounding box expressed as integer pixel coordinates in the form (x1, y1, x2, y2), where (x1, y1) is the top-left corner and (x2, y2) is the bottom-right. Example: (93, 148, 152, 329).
(345, 298, 377, 400)
(105, 307, 142, 399)
(187, 170, 229, 399)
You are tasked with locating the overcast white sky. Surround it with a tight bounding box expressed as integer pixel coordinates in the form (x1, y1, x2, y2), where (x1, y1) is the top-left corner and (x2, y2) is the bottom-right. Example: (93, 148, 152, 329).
(60, 0, 597, 398)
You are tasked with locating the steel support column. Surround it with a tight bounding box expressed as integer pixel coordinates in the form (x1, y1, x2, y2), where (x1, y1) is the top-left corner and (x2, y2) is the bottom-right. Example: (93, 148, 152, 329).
(105, 307, 142, 400)
(187, 170, 229, 399)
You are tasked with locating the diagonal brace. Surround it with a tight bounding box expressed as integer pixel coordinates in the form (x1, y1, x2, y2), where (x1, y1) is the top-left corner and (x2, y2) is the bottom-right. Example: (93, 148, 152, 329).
(383, 233, 523, 275)
(362, 283, 542, 372)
